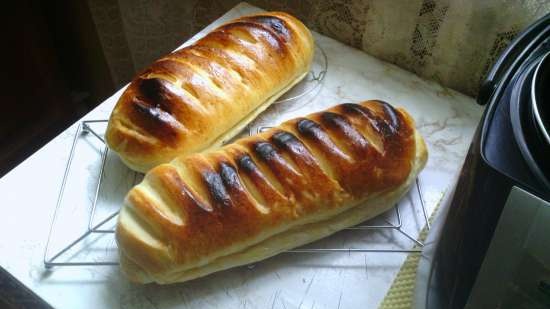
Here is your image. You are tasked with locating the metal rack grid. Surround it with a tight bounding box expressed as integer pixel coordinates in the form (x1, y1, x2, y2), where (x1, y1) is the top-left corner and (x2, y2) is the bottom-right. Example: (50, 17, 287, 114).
(43, 42, 429, 268)
(44, 120, 429, 268)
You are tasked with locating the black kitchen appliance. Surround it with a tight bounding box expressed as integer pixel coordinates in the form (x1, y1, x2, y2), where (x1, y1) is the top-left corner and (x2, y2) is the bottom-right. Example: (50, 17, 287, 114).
(415, 13, 550, 309)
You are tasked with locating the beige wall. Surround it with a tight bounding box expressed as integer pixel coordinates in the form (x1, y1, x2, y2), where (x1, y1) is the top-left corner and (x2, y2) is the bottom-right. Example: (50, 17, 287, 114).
(88, 0, 549, 97)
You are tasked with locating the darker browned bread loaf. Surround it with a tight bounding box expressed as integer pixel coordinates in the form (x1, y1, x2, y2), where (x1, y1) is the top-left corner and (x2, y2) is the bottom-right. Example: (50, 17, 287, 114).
(116, 100, 428, 284)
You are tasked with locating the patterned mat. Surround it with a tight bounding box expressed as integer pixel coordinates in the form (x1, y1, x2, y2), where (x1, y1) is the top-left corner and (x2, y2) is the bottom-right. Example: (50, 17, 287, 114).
(379, 201, 441, 309)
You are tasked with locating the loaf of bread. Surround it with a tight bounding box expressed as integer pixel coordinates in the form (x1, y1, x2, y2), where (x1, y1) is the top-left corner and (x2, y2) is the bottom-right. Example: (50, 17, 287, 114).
(105, 12, 314, 172)
(115, 100, 428, 284)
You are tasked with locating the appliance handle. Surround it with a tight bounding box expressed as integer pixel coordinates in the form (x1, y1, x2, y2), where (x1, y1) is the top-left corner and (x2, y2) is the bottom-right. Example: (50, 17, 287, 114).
(477, 13, 550, 105)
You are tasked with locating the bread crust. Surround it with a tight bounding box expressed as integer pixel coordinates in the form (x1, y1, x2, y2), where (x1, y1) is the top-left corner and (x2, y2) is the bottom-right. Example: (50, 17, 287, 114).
(106, 12, 314, 172)
(115, 100, 428, 284)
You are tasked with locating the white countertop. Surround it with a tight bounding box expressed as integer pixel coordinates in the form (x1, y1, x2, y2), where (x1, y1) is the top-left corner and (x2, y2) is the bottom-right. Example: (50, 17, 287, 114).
(0, 3, 483, 308)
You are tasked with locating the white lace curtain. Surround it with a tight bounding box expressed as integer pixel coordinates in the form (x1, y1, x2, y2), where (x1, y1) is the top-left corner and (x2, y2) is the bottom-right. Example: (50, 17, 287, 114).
(88, 0, 549, 97)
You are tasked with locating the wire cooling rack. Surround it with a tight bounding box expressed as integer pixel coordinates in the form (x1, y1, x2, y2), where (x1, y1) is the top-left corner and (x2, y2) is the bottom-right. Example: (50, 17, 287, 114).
(43, 42, 430, 268)
(44, 120, 429, 268)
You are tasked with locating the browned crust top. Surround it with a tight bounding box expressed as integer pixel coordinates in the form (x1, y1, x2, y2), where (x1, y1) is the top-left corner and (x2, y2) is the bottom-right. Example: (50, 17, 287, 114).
(117, 100, 417, 277)
(106, 12, 314, 170)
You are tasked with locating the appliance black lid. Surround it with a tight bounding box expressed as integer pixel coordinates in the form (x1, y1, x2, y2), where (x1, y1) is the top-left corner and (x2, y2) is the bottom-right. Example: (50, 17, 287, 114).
(509, 52, 550, 191)
(478, 13, 550, 106)
(532, 51, 550, 145)
(480, 18, 550, 199)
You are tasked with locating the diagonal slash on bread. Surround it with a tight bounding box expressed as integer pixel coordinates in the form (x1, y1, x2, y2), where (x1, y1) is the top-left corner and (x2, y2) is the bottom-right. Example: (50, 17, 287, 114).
(106, 12, 315, 172)
(116, 100, 428, 284)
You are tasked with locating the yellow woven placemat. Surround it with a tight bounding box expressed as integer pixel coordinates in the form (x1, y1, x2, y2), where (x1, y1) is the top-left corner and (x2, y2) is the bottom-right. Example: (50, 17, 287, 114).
(378, 200, 441, 309)
(378, 230, 428, 308)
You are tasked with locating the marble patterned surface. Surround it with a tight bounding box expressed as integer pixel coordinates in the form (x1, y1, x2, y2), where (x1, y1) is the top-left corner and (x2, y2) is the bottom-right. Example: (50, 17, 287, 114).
(0, 3, 483, 309)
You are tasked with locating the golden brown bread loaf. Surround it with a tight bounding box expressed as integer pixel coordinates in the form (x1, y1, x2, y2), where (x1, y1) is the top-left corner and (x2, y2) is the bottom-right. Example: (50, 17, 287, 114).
(105, 12, 314, 172)
(116, 100, 428, 284)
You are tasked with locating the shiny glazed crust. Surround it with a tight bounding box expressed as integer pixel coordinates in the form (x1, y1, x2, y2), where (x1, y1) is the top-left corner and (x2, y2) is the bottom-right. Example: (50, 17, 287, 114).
(105, 12, 314, 172)
(116, 100, 428, 284)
